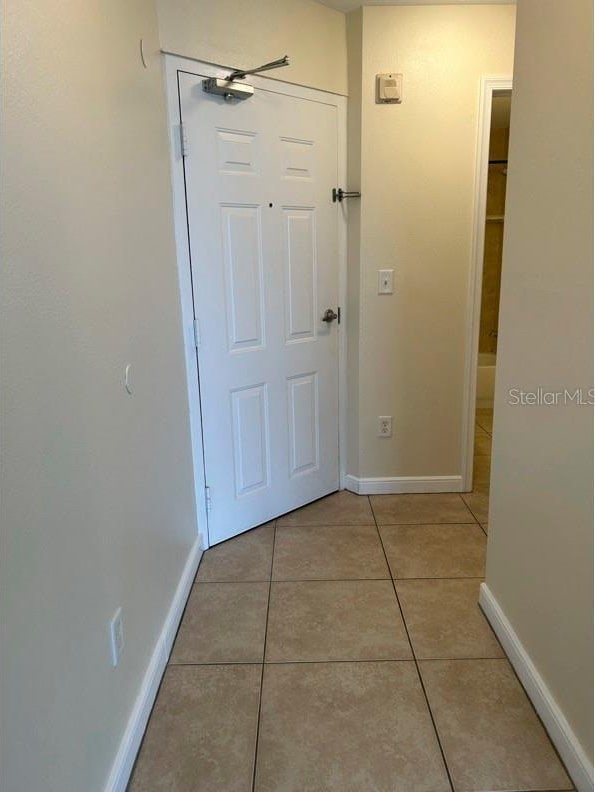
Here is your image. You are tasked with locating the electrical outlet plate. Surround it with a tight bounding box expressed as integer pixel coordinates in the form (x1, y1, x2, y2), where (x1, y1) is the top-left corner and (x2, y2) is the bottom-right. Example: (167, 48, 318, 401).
(109, 607, 124, 667)
(378, 416, 393, 437)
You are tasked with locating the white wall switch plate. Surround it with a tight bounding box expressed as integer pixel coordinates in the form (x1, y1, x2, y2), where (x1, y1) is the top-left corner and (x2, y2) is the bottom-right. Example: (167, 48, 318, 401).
(109, 607, 124, 667)
(378, 416, 393, 437)
(378, 269, 394, 295)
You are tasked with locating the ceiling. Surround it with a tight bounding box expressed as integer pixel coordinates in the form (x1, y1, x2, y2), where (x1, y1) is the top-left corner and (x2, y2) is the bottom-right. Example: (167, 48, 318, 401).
(317, 0, 515, 13)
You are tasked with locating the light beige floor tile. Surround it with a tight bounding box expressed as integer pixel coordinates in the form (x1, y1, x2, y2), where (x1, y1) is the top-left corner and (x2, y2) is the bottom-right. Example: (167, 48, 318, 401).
(277, 490, 374, 526)
(462, 491, 490, 523)
(420, 659, 573, 792)
(472, 455, 491, 493)
(196, 522, 274, 582)
(370, 493, 475, 525)
(476, 408, 493, 434)
(170, 582, 269, 663)
(396, 579, 504, 659)
(272, 524, 389, 580)
(130, 664, 261, 792)
(480, 522, 488, 535)
(474, 428, 492, 456)
(266, 580, 412, 662)
(380, 523, 486, 579)
(471, 481, 490, 496)
(255, 662, 450, 792)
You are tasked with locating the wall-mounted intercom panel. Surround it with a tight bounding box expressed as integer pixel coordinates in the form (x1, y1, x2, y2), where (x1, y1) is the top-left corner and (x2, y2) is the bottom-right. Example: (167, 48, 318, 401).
(376, 73, 403, 104)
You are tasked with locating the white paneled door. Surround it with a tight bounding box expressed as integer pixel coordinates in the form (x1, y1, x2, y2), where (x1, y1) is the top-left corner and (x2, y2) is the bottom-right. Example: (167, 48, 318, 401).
(179, 73, 340, 545)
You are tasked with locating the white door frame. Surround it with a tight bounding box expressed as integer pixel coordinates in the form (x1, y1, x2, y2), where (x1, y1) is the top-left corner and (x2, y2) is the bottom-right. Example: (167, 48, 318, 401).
(163, 54, 348, 548)
(461, 76, 513, 491)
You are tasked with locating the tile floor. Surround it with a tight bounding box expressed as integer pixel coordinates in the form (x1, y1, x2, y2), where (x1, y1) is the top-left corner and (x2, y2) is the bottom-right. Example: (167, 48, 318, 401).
(130, 410, 574, 792)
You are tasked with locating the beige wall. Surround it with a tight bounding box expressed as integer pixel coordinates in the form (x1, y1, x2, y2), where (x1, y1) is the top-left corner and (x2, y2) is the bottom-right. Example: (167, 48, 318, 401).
(486, 0, 593, 766)
(156, 0, 348, 95)
(0, 2, 198, 790)
(349, 4, 516, 478)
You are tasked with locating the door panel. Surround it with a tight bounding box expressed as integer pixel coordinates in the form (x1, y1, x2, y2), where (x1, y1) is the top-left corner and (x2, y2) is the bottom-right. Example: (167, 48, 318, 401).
(180, 73, 339, 544)
(221, 205, 265, 351)
(287, 372, 319, 477)
(284, 208, 316, 342)
(231, 384, 270, 497)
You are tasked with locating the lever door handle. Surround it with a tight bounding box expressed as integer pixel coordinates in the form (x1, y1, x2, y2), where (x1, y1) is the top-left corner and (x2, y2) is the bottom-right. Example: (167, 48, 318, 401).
(321, 308, 338, 323)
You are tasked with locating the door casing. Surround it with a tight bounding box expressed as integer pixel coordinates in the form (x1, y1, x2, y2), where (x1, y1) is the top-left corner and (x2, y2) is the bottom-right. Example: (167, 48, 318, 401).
(163, 54, 348, 548)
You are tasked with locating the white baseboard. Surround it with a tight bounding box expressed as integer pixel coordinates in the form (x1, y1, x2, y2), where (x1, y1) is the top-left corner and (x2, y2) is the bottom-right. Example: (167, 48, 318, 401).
(104, 537, 203, 792)
(479, 583, 593, 792)
(342, 474, 463, 495)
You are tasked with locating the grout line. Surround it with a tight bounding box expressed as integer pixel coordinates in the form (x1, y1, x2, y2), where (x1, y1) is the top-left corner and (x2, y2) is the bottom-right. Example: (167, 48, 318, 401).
(460, 497, 489, 525)
(168, 660, 263, 667)
(170, 659, 417, 666)
(394, 576, 486, 582)
(198, 577, 389, 584)
(168, 656, 509, 666)
(194, 579, 272, 584)
(412, 657, 508, 664)
(458, 492, 482, 524)
(191, 575, 488, 584)
(250, 520, 276, 792)
(276, 521, 377, 528)
(271, 576, 389, 582)
(367, 496, 456, 792)
(279, 520, 488, 528)
(377, 519, 478, 526)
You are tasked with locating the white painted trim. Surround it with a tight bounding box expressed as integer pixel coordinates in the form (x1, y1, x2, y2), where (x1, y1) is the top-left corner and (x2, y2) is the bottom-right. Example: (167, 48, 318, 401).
(461, 76, 513, 492)
(336, 95, 348, 489)
(163, 56, 210, 545)
(163, 54, 349, 529)
(479, 583, 594, 792)
(343, 474, 463, 495)
(104, 538, 202, 792)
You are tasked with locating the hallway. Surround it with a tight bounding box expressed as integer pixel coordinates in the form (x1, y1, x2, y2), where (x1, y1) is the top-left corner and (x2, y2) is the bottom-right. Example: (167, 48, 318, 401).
(130, 479, 573, 791)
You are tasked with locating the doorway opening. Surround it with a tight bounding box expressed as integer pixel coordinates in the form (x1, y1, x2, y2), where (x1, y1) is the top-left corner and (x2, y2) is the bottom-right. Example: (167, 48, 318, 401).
(463, 78, 513, 502)
(475, 90, 511, 494)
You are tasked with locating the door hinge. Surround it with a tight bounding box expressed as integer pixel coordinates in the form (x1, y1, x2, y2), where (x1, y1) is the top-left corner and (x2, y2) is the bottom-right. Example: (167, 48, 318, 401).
(205, 486, 212, 512)
(193, 318, 200, 348)
(179, 123, 188, 158)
